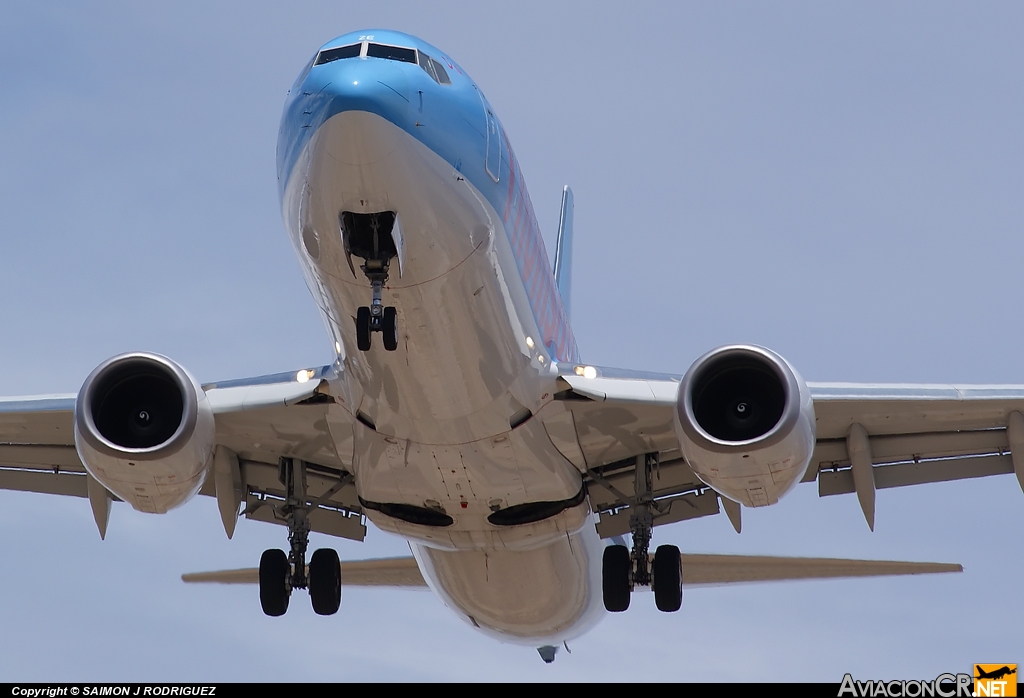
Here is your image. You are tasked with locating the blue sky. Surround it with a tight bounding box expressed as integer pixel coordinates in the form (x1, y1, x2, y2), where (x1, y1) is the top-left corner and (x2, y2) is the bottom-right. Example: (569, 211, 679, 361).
(0, 1, 1021, 681)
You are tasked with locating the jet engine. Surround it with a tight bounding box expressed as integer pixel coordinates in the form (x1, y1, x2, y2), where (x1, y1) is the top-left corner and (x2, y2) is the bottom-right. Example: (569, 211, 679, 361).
(674, 345, 815, 508)
(74, 352, 216, 513)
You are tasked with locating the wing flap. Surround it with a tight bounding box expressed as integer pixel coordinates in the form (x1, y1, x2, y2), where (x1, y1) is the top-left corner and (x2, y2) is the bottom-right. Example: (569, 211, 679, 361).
(243, 496, 366, 541)
(239, 457, 365, 541)
(811, 428, 1009, 472)
(0, 444, 83, 470)
(0, 467, 88, 498)
(818, 453, 1013, 496)
(586, 456, 702, 511)
(596, 489, 720, 538)
(808, 384, 1024, 496)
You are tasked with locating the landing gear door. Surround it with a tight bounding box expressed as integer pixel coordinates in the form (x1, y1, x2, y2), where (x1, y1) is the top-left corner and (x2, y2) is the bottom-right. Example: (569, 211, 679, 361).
(479, 91, 501, 183)
(392, 214, 405, 278)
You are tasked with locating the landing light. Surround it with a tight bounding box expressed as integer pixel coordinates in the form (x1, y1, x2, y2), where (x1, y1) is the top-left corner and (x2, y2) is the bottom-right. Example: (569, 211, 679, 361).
(574, 365, 597, 379)
(525, 336, 534, 349)
(296, 369, 316, 383)
(335, 341, 342, 354)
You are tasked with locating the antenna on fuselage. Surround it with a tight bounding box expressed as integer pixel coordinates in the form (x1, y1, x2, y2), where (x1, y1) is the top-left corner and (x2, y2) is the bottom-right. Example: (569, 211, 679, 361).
(553, 185, 574, 321)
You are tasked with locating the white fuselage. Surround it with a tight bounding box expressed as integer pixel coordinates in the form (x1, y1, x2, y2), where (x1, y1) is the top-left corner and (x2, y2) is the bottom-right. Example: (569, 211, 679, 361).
(280, 109, 605, 644)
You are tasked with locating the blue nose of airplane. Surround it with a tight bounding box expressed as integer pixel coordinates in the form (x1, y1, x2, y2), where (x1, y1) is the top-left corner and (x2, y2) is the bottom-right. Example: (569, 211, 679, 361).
(304, 57, 412, 126)
(277, 53, 421, 194)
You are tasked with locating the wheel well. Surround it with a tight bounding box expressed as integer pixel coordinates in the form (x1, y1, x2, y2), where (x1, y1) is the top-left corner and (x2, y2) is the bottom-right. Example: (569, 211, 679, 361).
(341, 211, 398, 263)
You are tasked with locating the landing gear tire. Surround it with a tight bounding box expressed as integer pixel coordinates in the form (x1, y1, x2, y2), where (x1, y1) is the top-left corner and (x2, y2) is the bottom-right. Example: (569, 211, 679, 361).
(602, 544, 631, 612)
(308, 548, 341, 616)
(382, 306, 398, 351)
(259, 548, 290, 617)
(652, 544, 682, 612)
(356, 306, 371, 352)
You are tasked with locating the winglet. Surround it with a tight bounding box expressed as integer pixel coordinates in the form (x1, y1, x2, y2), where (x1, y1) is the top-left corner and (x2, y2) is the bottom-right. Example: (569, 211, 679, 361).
(553, 186, 574, 321)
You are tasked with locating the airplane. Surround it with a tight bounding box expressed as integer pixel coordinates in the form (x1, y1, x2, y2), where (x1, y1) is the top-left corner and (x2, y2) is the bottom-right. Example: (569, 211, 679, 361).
(976, 667, 1016, 681)
(0, 28, 1021, 665)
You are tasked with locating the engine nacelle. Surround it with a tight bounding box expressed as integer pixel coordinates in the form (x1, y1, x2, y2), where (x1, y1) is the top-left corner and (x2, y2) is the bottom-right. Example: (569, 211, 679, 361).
(674, 345, 816, 508)
(74, 353, 216, 513)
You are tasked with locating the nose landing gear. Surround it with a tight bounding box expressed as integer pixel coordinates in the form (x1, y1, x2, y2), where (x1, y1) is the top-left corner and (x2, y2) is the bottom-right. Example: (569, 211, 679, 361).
(341, 211, 401, 353)
(601, 453, 683, 613)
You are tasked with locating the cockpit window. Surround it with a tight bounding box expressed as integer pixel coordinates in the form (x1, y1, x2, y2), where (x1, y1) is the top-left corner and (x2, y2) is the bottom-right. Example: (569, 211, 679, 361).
(366, 43, 417, 64)
(417, 51, 452, 85)
(430, 58, 451, 85)
(312, 41, 452, 85)
(418, 52, 438, 81)
(314, 44, 361, 66)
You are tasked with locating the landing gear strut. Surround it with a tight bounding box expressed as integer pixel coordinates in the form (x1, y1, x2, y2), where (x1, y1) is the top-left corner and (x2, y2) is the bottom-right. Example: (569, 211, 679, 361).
(258, 458, 342, 617)
(601, 453, 682, 613)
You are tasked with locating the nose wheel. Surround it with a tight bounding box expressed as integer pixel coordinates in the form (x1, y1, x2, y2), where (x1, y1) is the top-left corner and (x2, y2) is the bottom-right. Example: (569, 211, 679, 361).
(355, 279, 398, 352)
(355, 303, 398, 352)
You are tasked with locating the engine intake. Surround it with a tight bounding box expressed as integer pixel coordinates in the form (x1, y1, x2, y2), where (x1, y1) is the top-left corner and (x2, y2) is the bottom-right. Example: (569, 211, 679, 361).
(89, 358, 187, 450)
(75, 353, 215, 514)
(675, 345, 815, 508)
(689, 350, 791, 444)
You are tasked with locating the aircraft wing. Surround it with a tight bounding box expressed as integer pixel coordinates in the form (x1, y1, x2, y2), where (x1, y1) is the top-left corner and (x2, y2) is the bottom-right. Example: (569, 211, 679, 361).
(553, 365, 1024, 537)
(6, 359, 1023, 543)
(0, 365, 366, 541)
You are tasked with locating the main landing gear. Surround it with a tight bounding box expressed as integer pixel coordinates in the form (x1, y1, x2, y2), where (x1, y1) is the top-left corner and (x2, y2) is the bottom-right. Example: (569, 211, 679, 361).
(601, 453, 683, 613)
(258, 458, 342, 617)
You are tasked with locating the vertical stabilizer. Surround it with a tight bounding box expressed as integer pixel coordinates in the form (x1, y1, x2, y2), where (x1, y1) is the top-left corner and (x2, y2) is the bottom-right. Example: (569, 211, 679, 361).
(553, 186, 574, 321)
